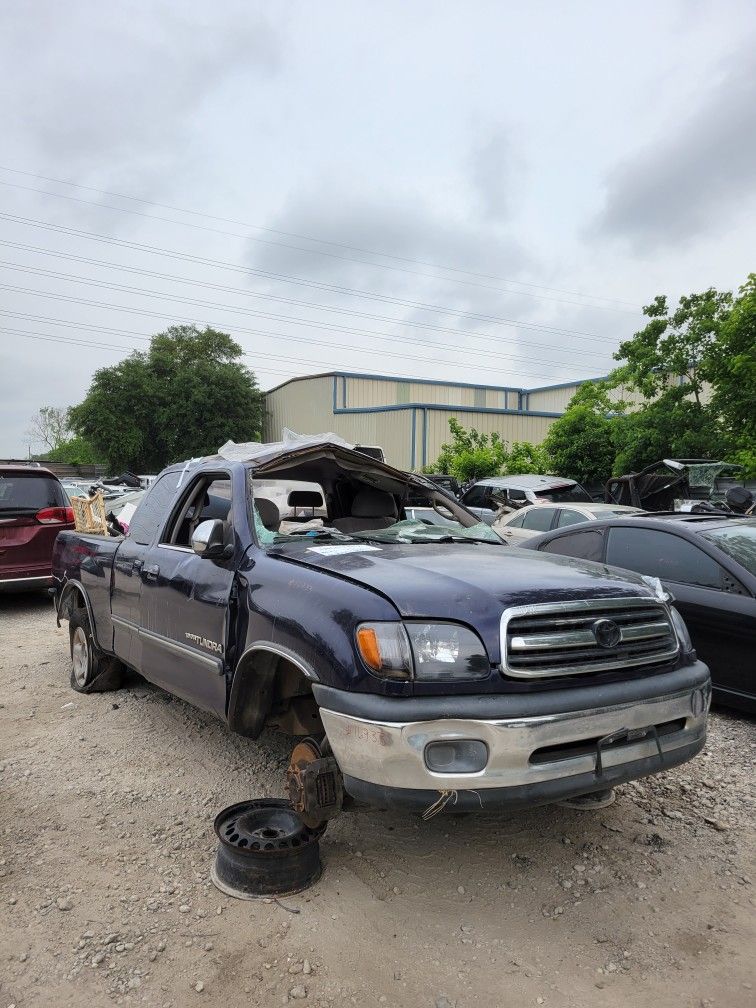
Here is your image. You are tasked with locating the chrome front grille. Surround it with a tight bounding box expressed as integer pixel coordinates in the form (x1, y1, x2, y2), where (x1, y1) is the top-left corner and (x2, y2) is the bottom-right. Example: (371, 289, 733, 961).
(500, 597, 679, 679)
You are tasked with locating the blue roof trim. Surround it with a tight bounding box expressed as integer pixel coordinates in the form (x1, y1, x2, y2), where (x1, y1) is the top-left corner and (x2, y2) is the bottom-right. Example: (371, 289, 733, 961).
(526, 374, 610, 393)
(333, 402, 563, 419)
(267, 369, 604, 396)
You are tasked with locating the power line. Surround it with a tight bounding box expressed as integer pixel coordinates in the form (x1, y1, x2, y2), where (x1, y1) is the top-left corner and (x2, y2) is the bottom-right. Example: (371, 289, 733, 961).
(0, 166, 641, 311)
(0, 254, 617, 365)
(3, 328, 327, 381)
(0, 294, 605, 385)
(10, 327, 568, 389)
(0, 238, 617, 352)
(0, 211, 628, 343)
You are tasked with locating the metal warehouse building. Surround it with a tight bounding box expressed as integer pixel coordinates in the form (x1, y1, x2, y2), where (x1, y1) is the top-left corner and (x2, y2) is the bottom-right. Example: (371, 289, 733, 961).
(264, 371, 595, 471)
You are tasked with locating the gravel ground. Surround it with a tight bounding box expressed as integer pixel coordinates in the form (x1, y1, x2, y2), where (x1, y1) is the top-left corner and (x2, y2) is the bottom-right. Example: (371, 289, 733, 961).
(1, 593, 754, 1008)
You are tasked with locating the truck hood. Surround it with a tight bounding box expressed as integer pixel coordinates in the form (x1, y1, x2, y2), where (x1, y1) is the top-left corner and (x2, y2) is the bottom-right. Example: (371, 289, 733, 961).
(273, 541, 654, 661)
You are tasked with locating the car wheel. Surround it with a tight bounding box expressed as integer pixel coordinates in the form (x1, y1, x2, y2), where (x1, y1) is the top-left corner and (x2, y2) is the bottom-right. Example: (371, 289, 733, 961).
(69, 608, 124, 694)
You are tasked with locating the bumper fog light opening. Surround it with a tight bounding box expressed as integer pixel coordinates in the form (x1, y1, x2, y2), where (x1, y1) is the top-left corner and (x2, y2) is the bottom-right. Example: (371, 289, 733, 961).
(424, 739, 488, 774)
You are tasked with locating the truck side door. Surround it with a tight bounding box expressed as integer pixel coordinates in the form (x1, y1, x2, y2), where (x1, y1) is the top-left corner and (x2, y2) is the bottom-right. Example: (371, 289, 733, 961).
(137, 469, 238, 717)
(111, 472, 177, 668)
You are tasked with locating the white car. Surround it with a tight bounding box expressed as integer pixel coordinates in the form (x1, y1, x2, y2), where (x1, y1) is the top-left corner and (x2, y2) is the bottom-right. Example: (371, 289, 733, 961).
(494, 502, 643, 544)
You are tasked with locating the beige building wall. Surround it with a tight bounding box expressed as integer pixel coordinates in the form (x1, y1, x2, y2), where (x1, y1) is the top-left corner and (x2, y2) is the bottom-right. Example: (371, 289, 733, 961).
(264, 372, 712, 471)
(264, 373, 564, 471)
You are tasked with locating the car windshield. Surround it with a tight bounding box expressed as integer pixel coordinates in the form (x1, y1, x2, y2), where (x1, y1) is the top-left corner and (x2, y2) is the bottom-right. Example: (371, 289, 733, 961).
(249, 474, 501, 548)
(701, 522, 756, 577)
(535, 484, 591, 503)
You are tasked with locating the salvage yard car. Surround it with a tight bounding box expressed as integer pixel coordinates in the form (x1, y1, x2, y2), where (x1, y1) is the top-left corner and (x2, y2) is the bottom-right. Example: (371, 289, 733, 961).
(0, 464, 74, 592)
(494, 502, 642, 545)
(460, 474, 592, 524)
(522, 513, 756, 714)
(51, 436, 710, 823)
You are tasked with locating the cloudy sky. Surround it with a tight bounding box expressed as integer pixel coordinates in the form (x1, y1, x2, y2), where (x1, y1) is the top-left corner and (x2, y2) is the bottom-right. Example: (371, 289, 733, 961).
(1, 0, 754, 456)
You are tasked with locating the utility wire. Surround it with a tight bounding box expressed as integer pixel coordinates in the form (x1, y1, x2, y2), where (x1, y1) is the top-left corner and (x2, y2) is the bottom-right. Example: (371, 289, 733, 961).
(0, 211, 629, 343)
(0, 255, 616, 366)
(0, 167, 640, 311)
(6, 327, 538, 386)
(0, 295, 605, 385)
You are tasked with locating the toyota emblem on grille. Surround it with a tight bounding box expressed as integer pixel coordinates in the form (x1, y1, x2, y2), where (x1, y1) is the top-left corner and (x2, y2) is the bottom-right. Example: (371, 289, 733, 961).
(592, 618, 622, 649)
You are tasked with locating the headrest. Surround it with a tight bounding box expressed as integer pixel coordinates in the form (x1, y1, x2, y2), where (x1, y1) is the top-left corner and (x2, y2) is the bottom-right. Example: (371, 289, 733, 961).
(726, 486, 753, 512)
(255, 498, 280, 531)
(351, 488, 398, 518)
(288, 490, 324, 508)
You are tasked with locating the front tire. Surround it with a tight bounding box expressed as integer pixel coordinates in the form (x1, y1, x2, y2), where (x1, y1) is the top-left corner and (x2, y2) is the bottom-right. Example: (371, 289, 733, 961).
(69, 608, 124, 693)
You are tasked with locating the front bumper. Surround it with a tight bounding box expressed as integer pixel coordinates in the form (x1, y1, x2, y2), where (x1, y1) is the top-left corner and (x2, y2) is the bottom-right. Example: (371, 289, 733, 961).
(315, 661, 711, 810)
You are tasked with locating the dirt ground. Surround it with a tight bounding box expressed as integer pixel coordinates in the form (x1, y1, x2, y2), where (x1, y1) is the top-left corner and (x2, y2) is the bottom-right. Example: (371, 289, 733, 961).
(1, 594, 754, 1008)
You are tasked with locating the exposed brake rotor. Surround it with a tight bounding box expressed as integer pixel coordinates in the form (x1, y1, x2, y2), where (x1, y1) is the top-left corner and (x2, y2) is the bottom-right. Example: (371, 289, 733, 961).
(287, 736, 344, 829)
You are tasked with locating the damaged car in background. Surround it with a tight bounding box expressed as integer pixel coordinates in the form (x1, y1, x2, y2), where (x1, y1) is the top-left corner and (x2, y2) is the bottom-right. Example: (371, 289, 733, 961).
(51, 433, 710, 825)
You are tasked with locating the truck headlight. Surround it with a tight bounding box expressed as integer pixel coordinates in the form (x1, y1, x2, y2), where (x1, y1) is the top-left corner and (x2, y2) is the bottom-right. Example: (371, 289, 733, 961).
(356, 622, 489, 682)
(669, 606, 694, 653)
(406, 623, 489, 681)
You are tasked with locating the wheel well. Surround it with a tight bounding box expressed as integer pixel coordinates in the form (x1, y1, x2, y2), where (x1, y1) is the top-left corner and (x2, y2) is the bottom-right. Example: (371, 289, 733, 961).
(60, 583, 87, 620)
(227, 648, 320, 739)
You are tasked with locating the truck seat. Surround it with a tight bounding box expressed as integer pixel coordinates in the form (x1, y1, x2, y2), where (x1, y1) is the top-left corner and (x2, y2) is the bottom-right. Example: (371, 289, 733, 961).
(255, 498, 280, 532)
(332, 489, 398, 533)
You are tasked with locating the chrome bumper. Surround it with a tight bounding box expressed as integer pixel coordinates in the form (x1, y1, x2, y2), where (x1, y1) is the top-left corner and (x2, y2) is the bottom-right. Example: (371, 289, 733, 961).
(320, 683, 710, 793)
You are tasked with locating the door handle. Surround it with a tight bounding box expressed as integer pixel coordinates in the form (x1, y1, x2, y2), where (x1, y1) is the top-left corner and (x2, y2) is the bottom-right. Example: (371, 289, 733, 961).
(142, 563, 160, 581)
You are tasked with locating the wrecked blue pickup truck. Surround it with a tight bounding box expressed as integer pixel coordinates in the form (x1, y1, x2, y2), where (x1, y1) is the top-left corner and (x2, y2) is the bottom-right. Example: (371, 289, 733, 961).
(52, 436, 710, 823)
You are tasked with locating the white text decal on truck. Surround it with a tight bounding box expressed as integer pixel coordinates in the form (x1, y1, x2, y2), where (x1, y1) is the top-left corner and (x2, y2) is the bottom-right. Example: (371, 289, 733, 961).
(185, 633, 223, 654)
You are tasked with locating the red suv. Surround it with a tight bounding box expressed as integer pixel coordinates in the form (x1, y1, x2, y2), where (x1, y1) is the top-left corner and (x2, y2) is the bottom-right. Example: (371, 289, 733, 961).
(0, 466, 75, 592)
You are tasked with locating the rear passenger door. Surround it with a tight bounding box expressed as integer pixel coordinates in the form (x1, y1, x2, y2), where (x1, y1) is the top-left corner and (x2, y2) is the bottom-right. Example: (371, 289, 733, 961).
(138, 471, 236, 716)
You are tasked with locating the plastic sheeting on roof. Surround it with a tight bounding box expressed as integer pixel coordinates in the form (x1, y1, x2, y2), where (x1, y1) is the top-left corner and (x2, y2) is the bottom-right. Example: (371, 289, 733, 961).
(217, 428, 355, 464)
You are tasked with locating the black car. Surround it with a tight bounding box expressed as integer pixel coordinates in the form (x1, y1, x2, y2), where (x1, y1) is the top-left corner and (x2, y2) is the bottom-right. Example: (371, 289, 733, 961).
(522, 515, 756, 713)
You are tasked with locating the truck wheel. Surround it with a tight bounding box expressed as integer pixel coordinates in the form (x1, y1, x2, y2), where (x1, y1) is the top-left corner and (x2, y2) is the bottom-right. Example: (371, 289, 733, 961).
(69, 608, 124, 694)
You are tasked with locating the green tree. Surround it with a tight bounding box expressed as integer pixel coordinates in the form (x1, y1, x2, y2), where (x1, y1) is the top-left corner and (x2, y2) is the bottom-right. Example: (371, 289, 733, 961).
(608, 285, 739, 472)
(424, 418, 551, 482)
(543, 382, 617, 486)
(425, 418, 509, 483)
(44, 436, 104, 466)
(611, 396, 733, 476)
(707, 275, 756, 476)
(27, 406, 72, 453)
(69, 325, 264, 471)
(504, 441, 551, 475)
(612, 287, 732, 406)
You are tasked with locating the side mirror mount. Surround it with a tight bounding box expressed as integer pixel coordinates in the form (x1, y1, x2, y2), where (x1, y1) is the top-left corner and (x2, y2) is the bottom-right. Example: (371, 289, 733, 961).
(191, 518, 227, 559)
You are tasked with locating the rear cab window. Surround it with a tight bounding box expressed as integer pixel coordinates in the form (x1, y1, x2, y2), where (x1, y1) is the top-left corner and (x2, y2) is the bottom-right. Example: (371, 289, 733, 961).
(127, 473, 180, 546)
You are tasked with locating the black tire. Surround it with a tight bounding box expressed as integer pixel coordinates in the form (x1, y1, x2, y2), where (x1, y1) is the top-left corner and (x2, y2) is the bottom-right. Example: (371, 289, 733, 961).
(69, 607, 124, 694)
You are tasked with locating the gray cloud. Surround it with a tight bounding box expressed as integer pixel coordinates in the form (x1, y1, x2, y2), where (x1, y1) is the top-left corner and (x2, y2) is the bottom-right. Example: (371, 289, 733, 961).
(0, 2, 281, 191)
(593, 42, 756, 249)
(469, 128, 522, 222)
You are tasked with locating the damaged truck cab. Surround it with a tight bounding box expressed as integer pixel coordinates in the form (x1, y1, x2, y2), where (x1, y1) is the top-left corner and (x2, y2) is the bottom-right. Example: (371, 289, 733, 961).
(52, 438, 711, 821)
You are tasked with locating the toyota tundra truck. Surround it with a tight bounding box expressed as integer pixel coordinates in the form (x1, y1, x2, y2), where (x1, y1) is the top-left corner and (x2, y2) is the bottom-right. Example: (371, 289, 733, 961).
(51, 437, 710, 824)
